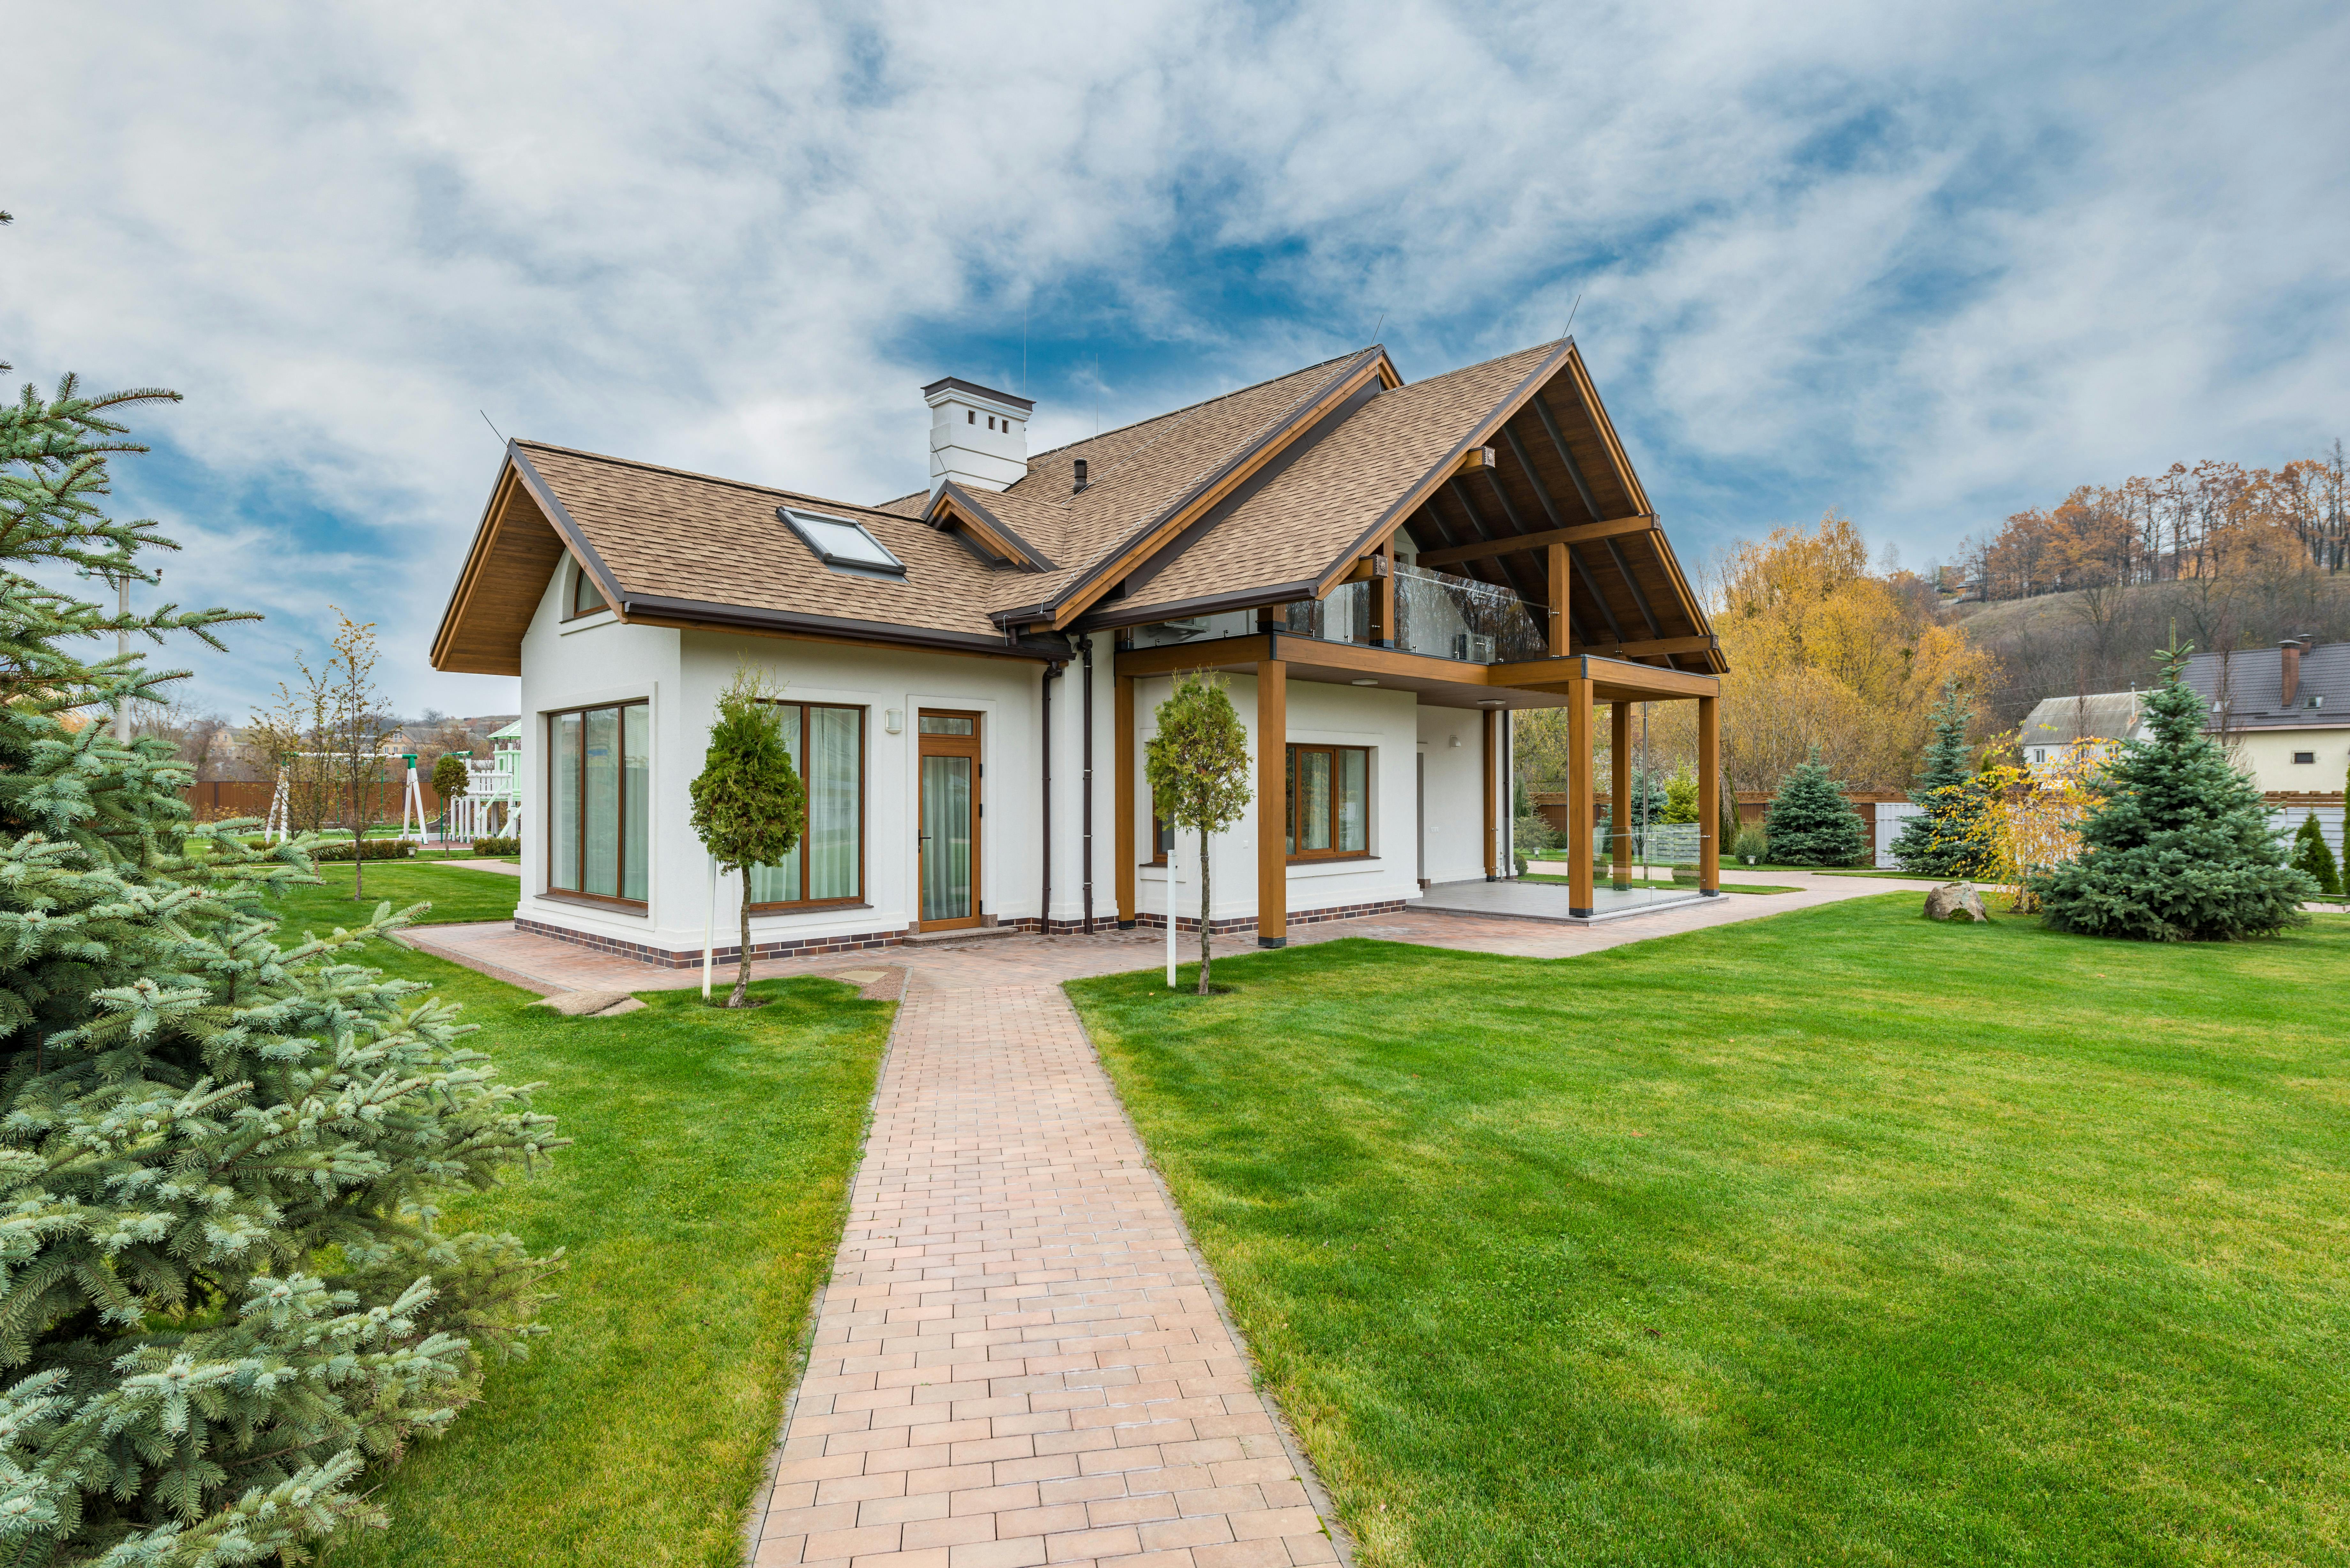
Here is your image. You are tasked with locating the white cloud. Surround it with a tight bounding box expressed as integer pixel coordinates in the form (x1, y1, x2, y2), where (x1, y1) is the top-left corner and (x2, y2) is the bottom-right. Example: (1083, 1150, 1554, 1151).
(5, 0, 2343, 714)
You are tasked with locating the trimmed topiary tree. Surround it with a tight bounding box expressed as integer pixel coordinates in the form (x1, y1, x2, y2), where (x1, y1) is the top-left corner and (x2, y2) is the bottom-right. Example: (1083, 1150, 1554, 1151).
(2033, 644, 2317, 939)
(0, 370, 561, 1562)
(689, 668, 806, 1007)
(2290, 816, 2340, 898)
(1764, 749, 1870, 866)
(1891, 682, 1992, 878)
(1143, 674, 1252, 994)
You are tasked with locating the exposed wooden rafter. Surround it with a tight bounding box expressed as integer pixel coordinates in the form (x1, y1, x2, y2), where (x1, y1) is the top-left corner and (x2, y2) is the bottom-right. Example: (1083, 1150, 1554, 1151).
(1415, 514, 1653, 567)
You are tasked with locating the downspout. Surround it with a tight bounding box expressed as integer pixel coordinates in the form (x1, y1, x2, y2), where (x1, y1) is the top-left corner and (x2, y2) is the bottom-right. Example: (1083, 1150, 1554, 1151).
(1041, 658, 1064, 932)
(1080, 636, 1095, 934)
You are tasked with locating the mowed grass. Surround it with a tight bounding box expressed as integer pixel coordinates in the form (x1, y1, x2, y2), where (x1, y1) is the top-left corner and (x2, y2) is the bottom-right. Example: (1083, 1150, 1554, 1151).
(263, 860, 521, 929)
(321, 944, 892, 1567)
(1067, 897, 2350, 1566)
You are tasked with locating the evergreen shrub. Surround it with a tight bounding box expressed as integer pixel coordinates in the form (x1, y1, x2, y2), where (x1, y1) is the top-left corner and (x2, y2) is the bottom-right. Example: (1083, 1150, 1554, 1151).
(470, 834, 520, 857)
(1892, 683, 1993, 878)
(1764, 750, 1870, 866)
(1733, 824, 1769, 863)
(2033, 646, 2317, 939)
(2290, 815, 2340, 897)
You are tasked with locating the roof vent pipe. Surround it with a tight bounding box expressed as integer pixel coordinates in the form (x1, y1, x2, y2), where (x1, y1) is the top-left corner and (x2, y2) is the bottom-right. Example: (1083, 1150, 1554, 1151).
(1073, 458, 1088, 494)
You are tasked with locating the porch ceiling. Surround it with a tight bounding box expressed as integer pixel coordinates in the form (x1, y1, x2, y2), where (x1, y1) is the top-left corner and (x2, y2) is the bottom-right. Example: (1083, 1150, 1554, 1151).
(1114, 632, 1718, 710)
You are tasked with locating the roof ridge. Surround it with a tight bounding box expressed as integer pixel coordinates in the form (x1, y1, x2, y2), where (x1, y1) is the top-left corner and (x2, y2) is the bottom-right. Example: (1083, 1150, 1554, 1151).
(1021, 346, 1372, 467)
(1393, 336, 1569, 390)
(512, 440, 908, 523)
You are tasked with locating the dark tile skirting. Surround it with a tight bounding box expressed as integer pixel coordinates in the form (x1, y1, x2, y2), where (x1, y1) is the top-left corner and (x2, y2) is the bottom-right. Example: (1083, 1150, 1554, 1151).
(1125, 897, 1409, 935)
(515, 916, 908, 970)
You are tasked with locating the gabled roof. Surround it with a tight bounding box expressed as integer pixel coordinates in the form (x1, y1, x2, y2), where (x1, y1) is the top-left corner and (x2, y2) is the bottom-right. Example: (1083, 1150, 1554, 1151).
(2020, 692, 2144, 747)
(2182, 643, 2350, 730)
(432, 337, 1721, 675)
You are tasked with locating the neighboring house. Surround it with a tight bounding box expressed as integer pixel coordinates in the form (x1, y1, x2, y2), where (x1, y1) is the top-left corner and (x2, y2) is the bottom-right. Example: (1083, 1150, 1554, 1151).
(2018, 692, 2146, 768)
(430, 338, 1728, 965)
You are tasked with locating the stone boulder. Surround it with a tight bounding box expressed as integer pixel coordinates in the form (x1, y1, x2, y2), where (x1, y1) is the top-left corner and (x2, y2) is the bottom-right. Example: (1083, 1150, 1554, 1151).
(530, 990, 647, 1018)
(1923, 881, 1988, 923)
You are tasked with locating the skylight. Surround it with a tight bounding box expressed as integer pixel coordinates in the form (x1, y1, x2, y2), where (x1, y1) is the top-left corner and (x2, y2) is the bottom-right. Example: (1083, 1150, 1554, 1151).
(779, 508, 906, 578)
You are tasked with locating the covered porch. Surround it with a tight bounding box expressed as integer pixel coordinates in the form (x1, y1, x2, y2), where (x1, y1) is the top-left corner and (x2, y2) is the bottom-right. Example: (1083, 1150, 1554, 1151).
(1113, 627, 1721, 939)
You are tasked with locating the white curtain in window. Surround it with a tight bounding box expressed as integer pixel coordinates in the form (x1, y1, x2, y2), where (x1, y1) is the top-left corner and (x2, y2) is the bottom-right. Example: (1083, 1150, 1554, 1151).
(807, 706, 860, 900)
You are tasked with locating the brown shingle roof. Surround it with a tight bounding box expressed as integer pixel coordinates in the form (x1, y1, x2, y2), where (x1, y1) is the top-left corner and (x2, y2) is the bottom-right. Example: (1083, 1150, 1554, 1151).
(515, 442, 1016, 644)
(1121, 342, 1561, 613)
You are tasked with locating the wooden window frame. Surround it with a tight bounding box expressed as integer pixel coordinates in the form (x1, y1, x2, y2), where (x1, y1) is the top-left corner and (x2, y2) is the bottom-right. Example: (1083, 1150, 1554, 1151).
(1286, 743, 1374, 863)
(746, 701, 869, 912)
(1147, 788, 1174, 865)
(565, 561, 610, 621)
(545, 699, 649, 909)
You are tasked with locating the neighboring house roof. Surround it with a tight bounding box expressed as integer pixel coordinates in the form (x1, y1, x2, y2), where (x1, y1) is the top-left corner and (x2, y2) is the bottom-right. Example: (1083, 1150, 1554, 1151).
(2020, 692, 2144, 748)
(2180, 643, 2350, 730)
(431, 337, 1722, 677)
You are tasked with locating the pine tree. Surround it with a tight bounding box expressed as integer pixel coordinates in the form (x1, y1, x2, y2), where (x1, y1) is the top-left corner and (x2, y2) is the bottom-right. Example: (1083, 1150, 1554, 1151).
(1891, 682, 1992, 877)
(0, 373, 561, 1562)
(1661, 764, 1698, 824)
(690, 668, 807, 1007)
(1764, 749, 1870, 866)
(2034, 644, 2316, 939)
(2290, 816, 2340, 897)
(1143, 675, 1252, 994)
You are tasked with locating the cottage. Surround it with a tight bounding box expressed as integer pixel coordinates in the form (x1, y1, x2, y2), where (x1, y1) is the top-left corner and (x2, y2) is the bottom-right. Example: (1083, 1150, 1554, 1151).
(429, 339, 1726, 965)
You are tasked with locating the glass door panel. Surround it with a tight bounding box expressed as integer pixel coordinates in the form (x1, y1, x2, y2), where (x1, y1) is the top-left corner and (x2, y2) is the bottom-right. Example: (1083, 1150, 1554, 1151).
(920, 755, 973, 923)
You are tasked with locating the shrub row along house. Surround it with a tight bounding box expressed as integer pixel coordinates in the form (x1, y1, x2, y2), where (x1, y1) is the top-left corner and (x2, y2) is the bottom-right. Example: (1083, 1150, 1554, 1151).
(430, 339, 1726, 964)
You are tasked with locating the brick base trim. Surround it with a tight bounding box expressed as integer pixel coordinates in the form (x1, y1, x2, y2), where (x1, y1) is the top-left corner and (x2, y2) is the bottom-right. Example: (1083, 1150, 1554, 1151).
(515, 916, 909, 970)
(1127, 897, 1409, 935)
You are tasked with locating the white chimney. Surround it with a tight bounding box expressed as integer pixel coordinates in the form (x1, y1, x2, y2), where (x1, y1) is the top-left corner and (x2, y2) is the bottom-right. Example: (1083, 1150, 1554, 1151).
(923, 376, 1033, 493)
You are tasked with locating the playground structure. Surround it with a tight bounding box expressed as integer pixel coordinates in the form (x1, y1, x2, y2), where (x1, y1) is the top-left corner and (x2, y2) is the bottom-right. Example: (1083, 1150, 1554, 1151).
(441, 720, 523, 843)
(260, 721, 523, 846)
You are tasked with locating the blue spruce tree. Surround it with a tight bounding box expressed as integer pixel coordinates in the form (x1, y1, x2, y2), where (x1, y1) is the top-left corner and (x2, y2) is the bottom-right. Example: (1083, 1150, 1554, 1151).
(2034, 644, 2316, 939)
(1763, 749, 1870, 866)
(0, 366, 561, 1560)
(1891, 682, 1990, 878)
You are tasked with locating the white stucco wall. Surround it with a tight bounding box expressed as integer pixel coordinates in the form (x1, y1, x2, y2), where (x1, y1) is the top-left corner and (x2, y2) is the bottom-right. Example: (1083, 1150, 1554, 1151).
(515, 556, 1511, 953)
(2225, 728, 2350, 793)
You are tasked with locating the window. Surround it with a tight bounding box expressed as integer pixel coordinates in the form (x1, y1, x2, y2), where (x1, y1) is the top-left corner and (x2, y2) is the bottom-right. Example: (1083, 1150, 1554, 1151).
(778, 507, 906, 579)
(967, 409, 975, 424)
(549, 701, 649, 904)
(570, 562, 608, 617)
(2294, 751, 2316, 764)
(1148, 788, 1174, 863)
(747, 704, 865, 908)
(1285, 744, 1370, 859)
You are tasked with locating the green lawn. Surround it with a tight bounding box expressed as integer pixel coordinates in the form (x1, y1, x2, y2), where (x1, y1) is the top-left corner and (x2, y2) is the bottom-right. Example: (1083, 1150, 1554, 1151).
(1068, 898, 2350, 1566)
(264, 860, 521, 929)
(319, 944, 892, 1567)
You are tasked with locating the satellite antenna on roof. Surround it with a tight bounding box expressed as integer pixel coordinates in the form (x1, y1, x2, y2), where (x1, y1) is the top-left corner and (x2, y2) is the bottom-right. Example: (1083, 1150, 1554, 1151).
(480, 410, 505, 444)
(1369, 310, 1385, 343)
(1560, 292, 1582, 340)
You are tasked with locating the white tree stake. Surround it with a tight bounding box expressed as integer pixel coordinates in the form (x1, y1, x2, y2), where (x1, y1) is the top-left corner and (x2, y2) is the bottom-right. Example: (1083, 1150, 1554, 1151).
(1165, 830, 1183, 989)
(702, 855, 718, 1000)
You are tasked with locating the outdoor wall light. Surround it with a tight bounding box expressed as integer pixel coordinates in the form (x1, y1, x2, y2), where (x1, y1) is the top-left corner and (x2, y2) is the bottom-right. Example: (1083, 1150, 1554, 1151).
(1449, 735, 1461, 748)
(884, 709, 904, 734)
(1351, 679, 1377, 687)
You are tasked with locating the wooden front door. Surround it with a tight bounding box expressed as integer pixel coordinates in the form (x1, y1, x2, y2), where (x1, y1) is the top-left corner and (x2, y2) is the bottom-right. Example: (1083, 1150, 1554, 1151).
(916, 711, 982, 932)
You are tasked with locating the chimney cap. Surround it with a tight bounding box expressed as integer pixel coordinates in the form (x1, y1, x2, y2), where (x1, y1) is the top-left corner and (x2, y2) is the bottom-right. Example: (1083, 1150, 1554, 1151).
(922, 376, 1034, 414)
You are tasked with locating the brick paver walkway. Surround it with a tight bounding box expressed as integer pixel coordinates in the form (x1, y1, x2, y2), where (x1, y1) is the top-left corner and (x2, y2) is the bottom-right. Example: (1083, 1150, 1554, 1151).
(396, 873, 1927, 1566)
(744, 973, 1337, 1568)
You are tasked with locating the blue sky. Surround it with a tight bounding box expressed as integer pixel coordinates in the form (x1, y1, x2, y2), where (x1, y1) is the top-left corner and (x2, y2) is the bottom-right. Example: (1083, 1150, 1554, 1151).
(7, 0, 2346, 718)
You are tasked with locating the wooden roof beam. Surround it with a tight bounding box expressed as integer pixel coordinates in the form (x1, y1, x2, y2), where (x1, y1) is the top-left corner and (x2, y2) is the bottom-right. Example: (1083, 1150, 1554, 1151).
(1603, 534, 1665, 640)
(1415, 513, 1653, 568)
(1570, 633, 1719, 660)
(1482, 461, 1622, 645)
(1531, 386, 1604, 520)
(1448, 477, 1546, 605)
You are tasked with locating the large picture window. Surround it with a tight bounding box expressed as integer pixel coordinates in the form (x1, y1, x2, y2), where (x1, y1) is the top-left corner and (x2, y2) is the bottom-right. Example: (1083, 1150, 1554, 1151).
(549, 701, 650, 903)
(747, 703, 865, 908)
(1286, 744, 1370, 859)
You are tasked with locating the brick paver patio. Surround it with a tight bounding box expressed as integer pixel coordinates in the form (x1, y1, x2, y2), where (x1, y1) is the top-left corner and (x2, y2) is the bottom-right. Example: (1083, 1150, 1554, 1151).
(397, 873, 1922, 1565)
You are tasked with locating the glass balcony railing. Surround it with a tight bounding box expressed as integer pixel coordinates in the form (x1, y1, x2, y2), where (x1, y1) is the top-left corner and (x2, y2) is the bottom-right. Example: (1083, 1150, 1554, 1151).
(1282, 563, 1550, 664)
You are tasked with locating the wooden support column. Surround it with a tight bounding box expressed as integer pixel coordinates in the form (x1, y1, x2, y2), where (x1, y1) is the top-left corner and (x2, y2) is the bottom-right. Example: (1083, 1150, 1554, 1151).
(1374, 536, 1398, 647)
(1568, 678, 1595, 916)
(1610, 700, 1632, 892)
(1698, 694, 1721, 896)
(1257, 658, 1288, 947)
(1547, 541, 1570, 657)
(1115, 674, 1136, 926)
(1482, 707, 1499, 881)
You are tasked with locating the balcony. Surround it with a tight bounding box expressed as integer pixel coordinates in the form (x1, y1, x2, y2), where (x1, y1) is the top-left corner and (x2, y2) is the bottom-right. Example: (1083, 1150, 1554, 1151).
(1284, 562, 1550, 664)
